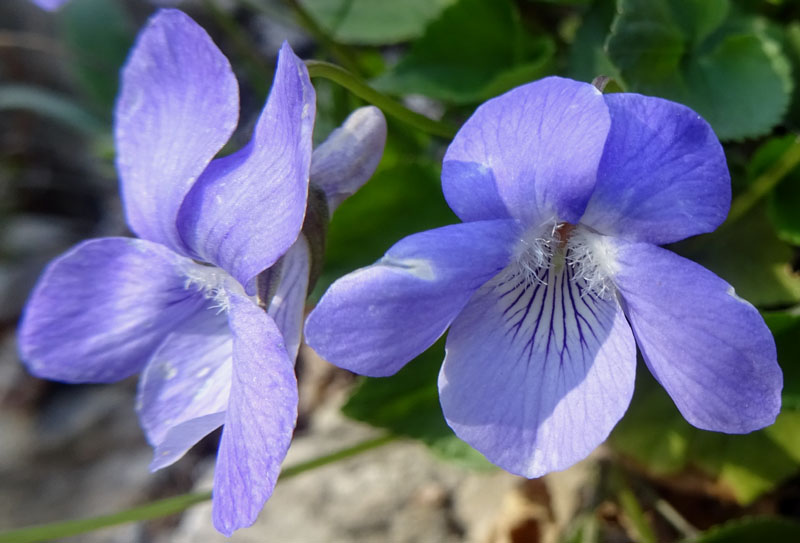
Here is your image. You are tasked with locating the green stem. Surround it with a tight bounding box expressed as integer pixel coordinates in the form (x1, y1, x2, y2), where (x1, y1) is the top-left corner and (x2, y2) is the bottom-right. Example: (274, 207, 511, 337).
(305, 60, 457, 139)
(726, 135, 800, 226)
(0, 434, 394, 543)
(284, 0, 365, 75)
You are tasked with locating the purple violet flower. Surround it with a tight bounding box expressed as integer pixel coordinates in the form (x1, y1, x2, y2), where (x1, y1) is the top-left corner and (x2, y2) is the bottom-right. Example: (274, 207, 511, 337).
(305, 77, 783, 478)
(18, 9, 386, 535)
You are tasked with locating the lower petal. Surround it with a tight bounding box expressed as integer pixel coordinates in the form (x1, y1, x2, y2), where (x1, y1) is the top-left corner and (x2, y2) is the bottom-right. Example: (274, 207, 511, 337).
(212, 294, 298, 536)
(613, 241, 782, 433)
(440, 264, 636, 478)
(18, 237, 206, 383)
(150, 412, 226, 471)
(137, 306, 233, 450)
(304, 219, 520, 377)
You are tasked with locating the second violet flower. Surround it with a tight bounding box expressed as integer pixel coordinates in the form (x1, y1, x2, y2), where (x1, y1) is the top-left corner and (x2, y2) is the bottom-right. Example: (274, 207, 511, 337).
(305, 77, 783, 478)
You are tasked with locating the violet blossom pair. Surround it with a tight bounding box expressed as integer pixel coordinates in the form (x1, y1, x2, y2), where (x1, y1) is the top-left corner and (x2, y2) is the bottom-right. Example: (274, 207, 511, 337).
(18, 9, 386, 536)
(305, 78, 783, 478)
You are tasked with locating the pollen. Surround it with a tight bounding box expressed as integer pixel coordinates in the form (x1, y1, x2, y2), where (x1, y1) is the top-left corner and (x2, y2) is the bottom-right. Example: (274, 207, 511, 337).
(503, 221, 619, 299)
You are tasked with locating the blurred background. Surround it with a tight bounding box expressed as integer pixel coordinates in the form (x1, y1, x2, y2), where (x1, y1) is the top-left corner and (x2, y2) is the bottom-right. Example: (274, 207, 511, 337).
(2, 0, 800, 541)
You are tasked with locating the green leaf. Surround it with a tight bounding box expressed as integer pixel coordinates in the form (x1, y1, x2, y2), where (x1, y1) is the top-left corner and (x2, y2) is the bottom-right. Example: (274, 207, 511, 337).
(342, 340, 492, 469)
(785, 22, 800, 128)
(299, 0, 457, 45)
(60, 0, 134, 115)
(0, 84, 105, 137)
(567, 0, 621, 83)
(672, 208, 800, 307)
(372, 0, 555, 104)
(763, 309, 800, 410)
(688, 517, 800, 543)
(611, 371, 800, 505)
(768, 165, 800, 245)
(317, 153, 457, 296)
(747, 134, 800, 245)
(606, 0, 686, 84)
(607, 0, 793, 140)
(678, 31, 792, 140)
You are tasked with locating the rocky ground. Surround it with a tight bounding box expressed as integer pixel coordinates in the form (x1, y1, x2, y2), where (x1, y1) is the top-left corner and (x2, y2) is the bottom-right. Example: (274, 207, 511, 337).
(0, 336, 607, 543)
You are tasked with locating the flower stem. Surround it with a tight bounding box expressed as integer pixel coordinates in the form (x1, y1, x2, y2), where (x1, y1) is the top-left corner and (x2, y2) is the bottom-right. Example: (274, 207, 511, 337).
(0, 434, 395, 543)
(305, 60, 457, 139)
(726, 135, 800, 226)
(282, 0, 365, 76)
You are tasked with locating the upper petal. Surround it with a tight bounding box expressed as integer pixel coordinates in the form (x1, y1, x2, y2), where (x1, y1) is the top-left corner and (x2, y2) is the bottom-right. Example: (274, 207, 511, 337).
(442, 77, 610, 226)
(137, 305, 232, 462)
(613, 241, 782, 433)
(212, 294, 298, 536)
(310, 106, 387, 213)
(115, 9, 239, 253)
(440, 264, 636, 477)
(18, 237, 207, 383)
(581, 93, 731, 244)
(177, 42, 316, 291)
(304, 219, 520, 377)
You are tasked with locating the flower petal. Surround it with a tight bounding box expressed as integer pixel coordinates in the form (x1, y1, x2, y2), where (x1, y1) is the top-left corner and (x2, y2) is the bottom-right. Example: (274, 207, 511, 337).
(18, 237, 206, 383)
(212, 294, 298, 536)
(268, 236, 311, 364)
(442, 77, 610, 225)
(305, 219, 520, 377)
(311, 106, 387, 213)
(178, 42, 315, 291)
(581, 93, 731, 244)
(613, 241, 782, 433)
(115, 9, 239, 253)
(137, 306, 232, 449)
(150, 412, 226, 471)
(440, 265, 636, 477)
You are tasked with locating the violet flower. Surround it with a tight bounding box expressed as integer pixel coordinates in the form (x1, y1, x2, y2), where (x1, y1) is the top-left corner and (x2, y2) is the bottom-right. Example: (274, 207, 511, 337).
(18, 9, 386, 535)
(305, 77, 783, 478)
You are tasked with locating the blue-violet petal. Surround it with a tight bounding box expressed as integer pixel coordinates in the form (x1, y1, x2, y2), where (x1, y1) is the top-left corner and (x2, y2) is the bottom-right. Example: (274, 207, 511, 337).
(178, 42, 315, 292)
(305, 219, 520, 377)
(613, 240, 782, 433)
(442, 77, 610, 226)
(115, 9, 239, 254)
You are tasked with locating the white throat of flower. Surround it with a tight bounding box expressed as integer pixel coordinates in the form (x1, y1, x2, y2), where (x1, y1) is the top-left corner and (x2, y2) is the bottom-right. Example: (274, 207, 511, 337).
(504, 221, 619, 299)
(183, 264, 245, 313)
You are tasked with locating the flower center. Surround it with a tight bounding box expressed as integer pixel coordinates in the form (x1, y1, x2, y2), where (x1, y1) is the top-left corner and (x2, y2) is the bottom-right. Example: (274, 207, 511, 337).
(183, 264, 243, 313)
(506, 221, 619, 299)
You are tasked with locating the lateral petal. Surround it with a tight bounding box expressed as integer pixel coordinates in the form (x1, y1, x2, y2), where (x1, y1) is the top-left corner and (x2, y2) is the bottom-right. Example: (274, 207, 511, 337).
(581, 93, 730, 245)
(115, 9, 239, 253)
(613, 241, 782, 433)
(440, 264, 636, 477)
(178, 42, 315, 291)
(442, 77, 610, 226)
(18, 237, 207, 383)
(268, 236, 311, 364)
(211, 295, 298, 536)
(304, 219, 520, 377)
